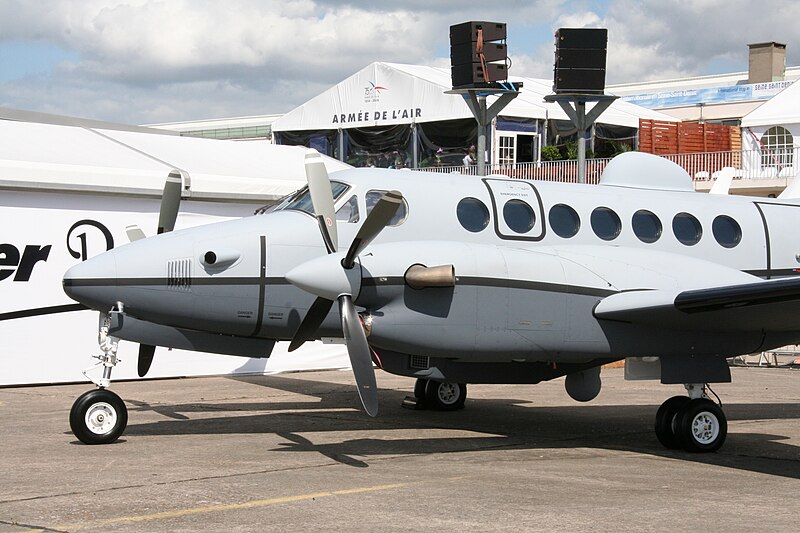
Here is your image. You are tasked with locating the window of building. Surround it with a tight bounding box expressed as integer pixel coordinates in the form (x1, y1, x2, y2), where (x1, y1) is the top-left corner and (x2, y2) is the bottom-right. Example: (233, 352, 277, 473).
(591, 207, 621, 241)
(712, 215, 741, 248)
(503, 200, 535, 233)
(760, 126, 794, 169)
(457, 198, 490, 233)
(548, 204, 580, 238)
(632, 210, 662, 243)
(672, 212, 702, 245)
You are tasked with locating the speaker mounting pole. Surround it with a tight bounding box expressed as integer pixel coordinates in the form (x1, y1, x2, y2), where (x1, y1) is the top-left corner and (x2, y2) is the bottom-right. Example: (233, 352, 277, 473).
(544, 93, 617, 183)
(447, 85, 522, 176)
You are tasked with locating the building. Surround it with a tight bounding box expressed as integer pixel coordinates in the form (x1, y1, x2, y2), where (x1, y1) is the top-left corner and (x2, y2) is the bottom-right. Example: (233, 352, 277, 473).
(609, 42, 800, 125)
(147, 114, 281, 142)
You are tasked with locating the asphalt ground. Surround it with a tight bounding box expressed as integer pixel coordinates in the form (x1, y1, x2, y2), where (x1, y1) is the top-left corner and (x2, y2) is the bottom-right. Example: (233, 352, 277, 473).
(1, 366, 799, 532)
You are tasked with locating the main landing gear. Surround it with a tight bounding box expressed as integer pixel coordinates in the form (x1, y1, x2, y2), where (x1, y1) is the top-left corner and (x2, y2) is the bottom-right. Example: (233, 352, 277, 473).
(655, 384, 727, 453)
(411, 378, 467, 411)
(69, 311, 128, 445)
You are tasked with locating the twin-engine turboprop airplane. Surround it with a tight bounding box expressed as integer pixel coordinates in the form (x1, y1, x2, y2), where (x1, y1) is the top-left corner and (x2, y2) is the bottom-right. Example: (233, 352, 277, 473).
(62, 151, 800, 453)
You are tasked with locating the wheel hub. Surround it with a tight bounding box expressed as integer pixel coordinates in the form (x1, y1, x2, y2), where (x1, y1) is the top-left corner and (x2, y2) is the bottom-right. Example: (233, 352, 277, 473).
(437, 383, 460, 405)
(85, 402, 117, 435)
(690, 411, 719, 444)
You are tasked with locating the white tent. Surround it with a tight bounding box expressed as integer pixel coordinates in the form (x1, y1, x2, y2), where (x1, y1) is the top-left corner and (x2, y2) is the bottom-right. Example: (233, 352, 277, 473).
(0, 117, 349, 201)
(741, 79, 800, 129)
(272, 61, 677, 132)
(739, 80, 800, 177)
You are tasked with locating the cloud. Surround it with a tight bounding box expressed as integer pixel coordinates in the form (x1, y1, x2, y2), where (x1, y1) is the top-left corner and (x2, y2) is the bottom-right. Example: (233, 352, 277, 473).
(1, 0, 800, 123)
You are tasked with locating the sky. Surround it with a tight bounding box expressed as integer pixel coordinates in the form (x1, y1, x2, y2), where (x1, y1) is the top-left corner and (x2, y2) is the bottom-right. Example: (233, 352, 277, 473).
(1, 0, 799, 125)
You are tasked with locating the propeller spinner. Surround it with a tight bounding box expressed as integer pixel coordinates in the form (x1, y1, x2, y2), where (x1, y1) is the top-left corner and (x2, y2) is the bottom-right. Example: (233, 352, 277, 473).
(286, 150, 403, 416)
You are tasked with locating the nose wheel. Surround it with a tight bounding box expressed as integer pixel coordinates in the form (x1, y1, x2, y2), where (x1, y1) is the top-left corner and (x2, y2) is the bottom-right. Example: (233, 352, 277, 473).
(70, 388, 128, 445)
(70, 309, 129, 445)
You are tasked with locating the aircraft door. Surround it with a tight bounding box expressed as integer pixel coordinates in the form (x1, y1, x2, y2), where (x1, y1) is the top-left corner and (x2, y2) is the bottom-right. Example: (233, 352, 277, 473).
(757, 202, 800, 277)
(484, 179, 546, 241)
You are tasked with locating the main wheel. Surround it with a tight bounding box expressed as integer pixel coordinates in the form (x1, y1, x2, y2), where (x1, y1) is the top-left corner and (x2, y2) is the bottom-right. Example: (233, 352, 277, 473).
(675, 398, 727, 453)
(424, 381, 467, 411)
(69, 389, 128, 445)
(655, 395, 691, 449)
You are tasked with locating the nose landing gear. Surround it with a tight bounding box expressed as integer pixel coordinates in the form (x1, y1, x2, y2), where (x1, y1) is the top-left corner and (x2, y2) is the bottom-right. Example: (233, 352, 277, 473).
(69, 310, 128, 445)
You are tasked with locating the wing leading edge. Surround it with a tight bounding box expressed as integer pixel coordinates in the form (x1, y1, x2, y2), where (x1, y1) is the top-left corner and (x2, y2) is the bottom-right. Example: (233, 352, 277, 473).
(594, 277, 800, 332)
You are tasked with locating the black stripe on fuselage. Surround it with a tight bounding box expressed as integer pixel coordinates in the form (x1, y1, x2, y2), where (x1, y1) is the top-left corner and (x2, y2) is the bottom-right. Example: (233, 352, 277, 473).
(64, 275, 616, 298)
(0, 303, 88, 321)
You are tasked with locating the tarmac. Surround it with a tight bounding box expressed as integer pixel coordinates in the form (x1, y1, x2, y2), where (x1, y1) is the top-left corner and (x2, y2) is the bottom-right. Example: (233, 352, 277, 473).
(1, 366, 799, 532)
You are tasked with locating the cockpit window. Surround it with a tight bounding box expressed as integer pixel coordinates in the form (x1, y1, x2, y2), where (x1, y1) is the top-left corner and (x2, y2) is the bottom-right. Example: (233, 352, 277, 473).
(366, 190, 408, 226)
(256, 181, 350, 215)
(336, 195, 360, 223)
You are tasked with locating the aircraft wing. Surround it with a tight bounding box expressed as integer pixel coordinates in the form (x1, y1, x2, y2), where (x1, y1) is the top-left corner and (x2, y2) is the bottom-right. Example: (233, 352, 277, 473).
(594, 277, 800, 332)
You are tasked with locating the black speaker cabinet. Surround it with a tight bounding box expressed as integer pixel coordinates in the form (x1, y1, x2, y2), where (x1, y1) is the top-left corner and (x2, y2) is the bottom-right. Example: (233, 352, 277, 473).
(451, 42, 507, 66)
(555, 28, 607, 50)
(553, 28, 608, 94)
(452, 62, 507, 87)
(553, 68, 606, 94)
(450, 21, 506, 46)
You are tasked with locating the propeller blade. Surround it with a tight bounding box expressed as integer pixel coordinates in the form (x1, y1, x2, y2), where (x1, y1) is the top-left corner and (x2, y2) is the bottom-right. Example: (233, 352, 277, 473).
(288, 297, 334, 352)
(305, 150, 338, 253)
(157, 170, 183, 234)
(339, 294, 378, 417)
(137, 344, 156, 377)
(342, 190, 402, 269)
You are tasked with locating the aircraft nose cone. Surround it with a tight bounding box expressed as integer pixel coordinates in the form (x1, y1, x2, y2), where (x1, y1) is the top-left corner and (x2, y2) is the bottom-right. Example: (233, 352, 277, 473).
(63, 251, 118, 310)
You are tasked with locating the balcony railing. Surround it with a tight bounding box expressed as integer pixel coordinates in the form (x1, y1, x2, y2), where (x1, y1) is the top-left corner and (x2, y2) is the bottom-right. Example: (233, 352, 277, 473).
(413, 148, 799, 185)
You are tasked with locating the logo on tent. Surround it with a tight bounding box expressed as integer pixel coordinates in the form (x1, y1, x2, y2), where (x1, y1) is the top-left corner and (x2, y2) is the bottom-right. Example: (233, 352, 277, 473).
(364, 81, 387, 103)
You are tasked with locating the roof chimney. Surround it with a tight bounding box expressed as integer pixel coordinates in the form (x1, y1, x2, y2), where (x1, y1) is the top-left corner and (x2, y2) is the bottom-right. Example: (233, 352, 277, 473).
(748, 42, 786, 83)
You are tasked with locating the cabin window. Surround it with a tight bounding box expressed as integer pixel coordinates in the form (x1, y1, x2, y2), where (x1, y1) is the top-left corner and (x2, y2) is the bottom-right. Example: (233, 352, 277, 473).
(503, 199, 535, 233)
(632, 210, 662, 243)
(712, 215, 741, 248)
(366, 190, 408, 226)
(591, 207, 621, 241)
(760, 126, 794, 169)
(457, 197, 490, 233)
(336, 195, 360, 223)
(548, 204, 580, 238)
(261, 181, 350, 215)
(672, 212, 702, 245)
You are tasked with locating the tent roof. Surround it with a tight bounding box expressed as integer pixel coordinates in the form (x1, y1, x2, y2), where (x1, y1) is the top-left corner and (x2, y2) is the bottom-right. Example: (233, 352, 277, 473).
(272, 61, 677, 132)
(0, 117, 349, 201)
(740, 79, 800, 128)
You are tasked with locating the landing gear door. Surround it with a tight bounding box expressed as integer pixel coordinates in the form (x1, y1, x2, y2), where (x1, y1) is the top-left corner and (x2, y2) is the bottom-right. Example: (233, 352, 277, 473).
(483, 178, 546, 241)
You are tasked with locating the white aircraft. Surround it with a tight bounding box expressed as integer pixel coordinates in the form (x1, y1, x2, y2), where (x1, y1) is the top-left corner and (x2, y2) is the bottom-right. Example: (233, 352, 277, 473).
(61, 151, 800, 453)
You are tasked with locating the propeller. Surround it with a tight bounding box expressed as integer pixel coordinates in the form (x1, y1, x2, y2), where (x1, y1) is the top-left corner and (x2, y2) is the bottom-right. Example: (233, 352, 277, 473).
(137, 169, 185, 377)
(287, 149, 402, 416)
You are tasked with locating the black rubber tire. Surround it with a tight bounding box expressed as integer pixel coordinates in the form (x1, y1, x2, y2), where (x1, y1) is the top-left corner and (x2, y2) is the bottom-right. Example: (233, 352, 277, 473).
(675, 398, 727, 453)
(414, 378, 429, 400)
(655, 395, 691, 449)
(424, 381, 467, 411)
(69, 389, 128, 445)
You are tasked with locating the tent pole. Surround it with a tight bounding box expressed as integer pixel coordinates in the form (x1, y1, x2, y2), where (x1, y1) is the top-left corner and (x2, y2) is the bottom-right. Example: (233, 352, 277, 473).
(412, 123, 419, 169)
